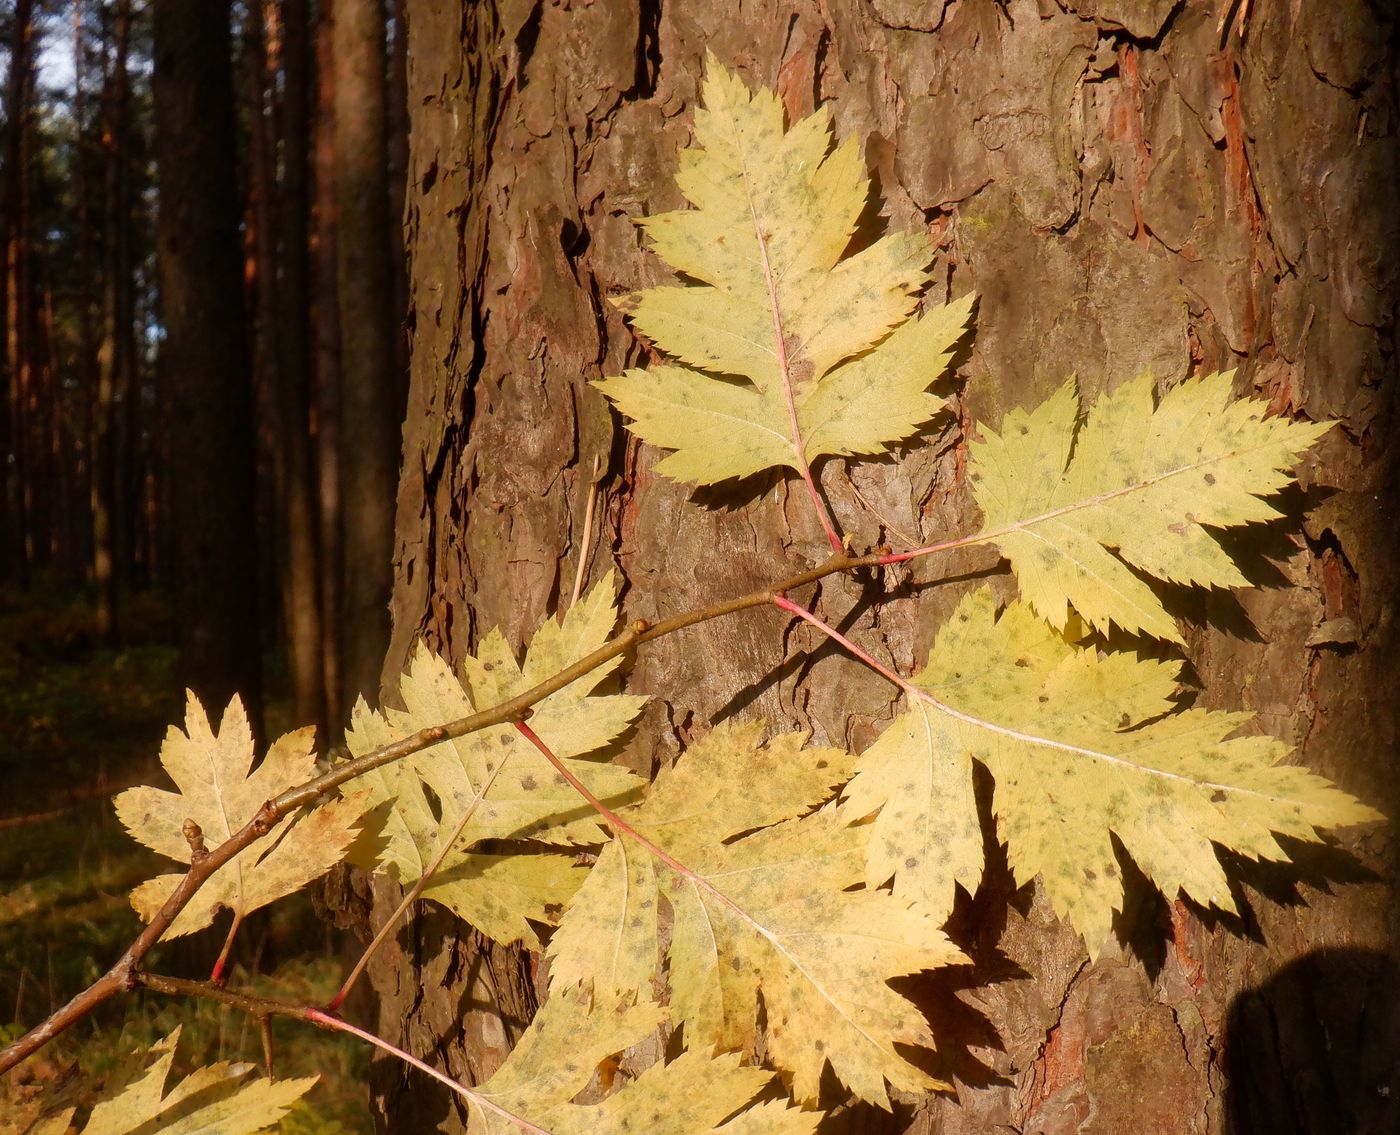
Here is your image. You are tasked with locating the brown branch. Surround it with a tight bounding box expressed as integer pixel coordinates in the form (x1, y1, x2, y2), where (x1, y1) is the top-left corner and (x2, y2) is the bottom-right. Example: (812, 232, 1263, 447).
(0, 546, 910, 1076)
(134, 973, 553, 1133)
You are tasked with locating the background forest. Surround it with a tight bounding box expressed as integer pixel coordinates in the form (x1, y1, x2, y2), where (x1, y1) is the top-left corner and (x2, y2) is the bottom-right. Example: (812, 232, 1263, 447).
(2, 0, 401, 1129)
(2, 1, 1397, 1134)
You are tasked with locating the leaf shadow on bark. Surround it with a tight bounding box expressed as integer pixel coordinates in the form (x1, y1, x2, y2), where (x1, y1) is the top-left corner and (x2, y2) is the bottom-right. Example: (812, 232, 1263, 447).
(685, 465, 785, 514)
(897, 761, 1029, 1084)
(1186, 836, 1384, 945)
(1100, 829, 1382, 985)
(815, 765, 1025, 1133)
(709, 567, 1005, 727)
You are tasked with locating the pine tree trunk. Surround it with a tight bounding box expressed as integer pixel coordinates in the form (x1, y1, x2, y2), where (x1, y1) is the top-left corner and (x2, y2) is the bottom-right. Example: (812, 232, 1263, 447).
(2, 0, 35, 583)
(277, 0, 330, 739)
(332, 0, 399, 712)
(92, 0, 132, 639)
(369, 2, 1398, 1130)
(152, 0, 264, 730)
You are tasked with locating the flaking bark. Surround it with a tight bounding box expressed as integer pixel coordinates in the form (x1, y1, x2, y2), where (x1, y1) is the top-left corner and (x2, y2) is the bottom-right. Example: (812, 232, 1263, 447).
(366, 2, 1398, 1131)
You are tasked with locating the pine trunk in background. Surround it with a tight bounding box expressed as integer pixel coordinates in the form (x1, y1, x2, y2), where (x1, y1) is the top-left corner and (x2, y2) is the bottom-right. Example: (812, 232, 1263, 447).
(272, 0, 328, 740)
(152, 0, 263, 730)
(313, 1, 345, 737)
(92, 0, 132, 639)
(363, 2, 1398, 1131)
(2, 0, 35, 582)
(331, 0, 399, 713)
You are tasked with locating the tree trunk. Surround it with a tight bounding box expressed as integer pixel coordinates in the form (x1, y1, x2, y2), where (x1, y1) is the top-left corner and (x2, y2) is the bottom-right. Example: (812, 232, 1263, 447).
(152, 0, 264, 729)
(275, 0, 330, 740)
(92, 0, 133, 639)
(313, 0, 346, 737)
(332, 0, 400, 713)
(2, 0, 36, 583)
(370, 2, 1397, 1131)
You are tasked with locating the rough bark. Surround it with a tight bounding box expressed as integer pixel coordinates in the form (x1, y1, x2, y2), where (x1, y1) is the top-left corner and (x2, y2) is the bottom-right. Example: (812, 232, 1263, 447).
(371, 2, 1397, 1131)
(152, 0, 263, 729)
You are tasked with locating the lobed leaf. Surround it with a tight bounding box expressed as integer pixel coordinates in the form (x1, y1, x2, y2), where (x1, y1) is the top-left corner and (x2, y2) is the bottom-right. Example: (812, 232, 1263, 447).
(548, 720, 963, 1108)
(344, 573, 646, 948)
(468, 989, 817, 1135)
(969, 372, 1331, 640)
(596, 56, 973, 486)
(25, 1027, 315, 1135)
(849, 588, 1381, 951)
(114, 696, 367, 939)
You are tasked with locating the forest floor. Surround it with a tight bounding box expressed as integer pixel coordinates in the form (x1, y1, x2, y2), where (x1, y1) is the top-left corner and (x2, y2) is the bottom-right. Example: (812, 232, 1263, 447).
(0, 584, 372, 1134)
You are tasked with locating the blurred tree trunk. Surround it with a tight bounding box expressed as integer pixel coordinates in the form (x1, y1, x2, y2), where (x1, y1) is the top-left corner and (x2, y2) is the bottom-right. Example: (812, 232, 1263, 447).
(92, 0, 132, 638)
(313, 0, 345, 737)
(2, 0, 35, 582)
(331, 0, 399, 713)
(274, 0, 329, 740)
(363, 2, 1397, 1132)
(244, 0, 328, 741)
(152, 0, 263, 728)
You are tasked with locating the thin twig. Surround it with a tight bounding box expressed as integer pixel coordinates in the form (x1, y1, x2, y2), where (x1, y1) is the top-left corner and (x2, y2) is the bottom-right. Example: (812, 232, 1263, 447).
(131, 973, 553, 1135)
(568, 456, 602, 611)
(210, 910, 242, 985)
(328, 757, 507, 1012)
(771, 594, 1306, 803)
(513, 722, 750, 923)
(2, 537, 1001, 1075)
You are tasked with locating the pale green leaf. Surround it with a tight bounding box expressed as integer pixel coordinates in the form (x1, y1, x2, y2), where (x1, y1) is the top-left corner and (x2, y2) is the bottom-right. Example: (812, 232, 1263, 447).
(72, 1027, 314, 1135)
(343, 573, 643, 947)
(548, 721, 961, 1108)
(596, 56, 970, 486)
(468, 990, 816, 1135)
(114, 696, 367, 939)
(970, 372, 1331, 640)
(866, 588, 1381, 951)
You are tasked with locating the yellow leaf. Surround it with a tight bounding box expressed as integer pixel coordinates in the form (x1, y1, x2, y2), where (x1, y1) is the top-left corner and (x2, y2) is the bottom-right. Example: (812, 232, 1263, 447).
(970, 372, 1331, 640)
(344, 573, 644, 947)
(468, 990, 817, 1135)
(864, 589, 1382, 952)
(70, 1027, 314, 1135)
(114, 696, 366, 939)
(548, 721, 962, 1108)
(595, 56, 972, 485)
(841, 700, 981, 926)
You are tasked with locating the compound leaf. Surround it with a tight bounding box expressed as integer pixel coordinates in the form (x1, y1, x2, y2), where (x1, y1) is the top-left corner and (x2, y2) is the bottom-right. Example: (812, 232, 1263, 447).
(468, 990, 817, 1135)
(969, 372, 1331, 640)
(548, 720, 962, 1108)
(345, 573, 645, 948)
(596, 56, 972, 486)
(853, 588, 1381, 950)
(49, 1027, 314, 1135)
(115, 696, 366, 939)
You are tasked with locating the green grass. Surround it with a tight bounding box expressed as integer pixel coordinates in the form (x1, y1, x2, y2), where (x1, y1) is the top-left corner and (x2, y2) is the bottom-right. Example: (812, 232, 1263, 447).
(0, 585, 373, 1133)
